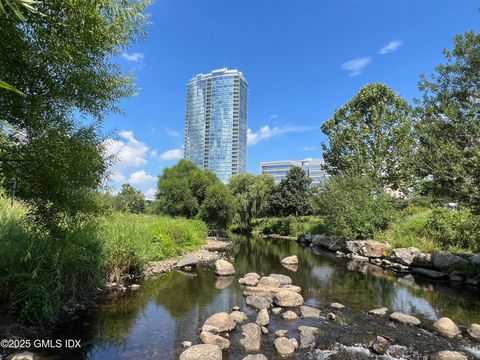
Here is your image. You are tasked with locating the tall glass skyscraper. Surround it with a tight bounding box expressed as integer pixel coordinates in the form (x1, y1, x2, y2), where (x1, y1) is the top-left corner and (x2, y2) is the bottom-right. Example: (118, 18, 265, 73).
(184, 68, 248, 183)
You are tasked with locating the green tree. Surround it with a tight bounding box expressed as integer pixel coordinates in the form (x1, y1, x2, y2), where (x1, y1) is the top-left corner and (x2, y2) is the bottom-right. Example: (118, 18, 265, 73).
(415, 31, 480, 212)
(199, 184, 235, 231)
(0, 0, 150, 232)
(269, 166, 312, 217)
(229, 173, 275, 232)
(321, 83, 415, 192)
(314, 174, 396, 240)
(156, 160, 219, 218)
(114, 183, 145, 214)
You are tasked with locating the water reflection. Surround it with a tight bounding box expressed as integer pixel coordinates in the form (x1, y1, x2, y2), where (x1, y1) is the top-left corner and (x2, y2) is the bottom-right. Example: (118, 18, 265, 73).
(46, 234, 480, 360)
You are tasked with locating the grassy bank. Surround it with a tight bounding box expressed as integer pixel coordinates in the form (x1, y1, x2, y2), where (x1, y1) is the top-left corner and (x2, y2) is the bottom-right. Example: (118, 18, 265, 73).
(0, 196, 207, 324)
(252, 216, 326, 238)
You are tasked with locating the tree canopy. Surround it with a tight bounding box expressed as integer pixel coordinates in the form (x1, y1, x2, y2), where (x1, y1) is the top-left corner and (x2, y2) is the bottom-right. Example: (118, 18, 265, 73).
(114, 183, 146, 214)
(199, 183, 235, 231)
(321, 83, 416, 192)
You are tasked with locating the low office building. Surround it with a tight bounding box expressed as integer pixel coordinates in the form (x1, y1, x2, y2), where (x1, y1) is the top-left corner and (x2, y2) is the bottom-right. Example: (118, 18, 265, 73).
(260, 158, 328, 186)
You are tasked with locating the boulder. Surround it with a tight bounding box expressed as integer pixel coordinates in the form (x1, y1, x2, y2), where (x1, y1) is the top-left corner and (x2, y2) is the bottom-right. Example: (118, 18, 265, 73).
(176, 255, 198, 268)
(239, 323, 261, 352)
(346, 240, 387, 258)
(470, 255, 480, 266)
(389, 311, 421, 326)
(274, 337, 298, 357)
(11, 353, 38, 360)
(282, 310, 298, 320)
(229, 311, 248, 324)
(255, 309, 269, 326)
(239, 277, 259, 286)
(411, 252, 433, 268)
(370, 335, 389, 355)
(272, 307, 282, 314)
(179, 344, 222, 360)
(432, 252, 469, 272)
(281, 284, 301, 292)
(275, 329, 288, 337)
(200, 331, 230, 350)
(214, 259, 235, 276)
(245, 272, 261, 279)
(269, 273, 292, 285)
(281, 255, 298, 265)
(411, 267, 447, 279)
(202, 312, 236, 333)
(297, 233, 313, 245)
(300, 305, 321, 319)
(390, 247, 420, 266)
(428, 351, 467, 360)
(468, 323, 480, 342)
(258, 276, 281, 288)
(274, 290, 304, 307)
(433, 317, 461, 338)
(298, 325, 321, 348)
(242, 355, 268, 360)
(245, 296, 271, 310)
(331, 302, 345, 309)
(368, 307, 389, 316)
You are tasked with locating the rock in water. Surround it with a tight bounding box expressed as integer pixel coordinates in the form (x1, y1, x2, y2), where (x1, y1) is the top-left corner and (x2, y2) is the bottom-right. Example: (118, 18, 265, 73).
(274, 337, 298, 357)
(331, 302, 345, 309)
(242, 355, 268, 360)
(246, 296, 271, 310)
(257, 276, 281, 288)
(300, 305, 321, 319)
(202, 312, 236, 333)
(214, 259, 235, 276)
(275, 329, 288, 337)
(11, 353, 38, 360)
(428, 351, 467, 360)
(389, 312, 421, 326)
(433, 317, 461, 338)
(282, 310, 298, 320)
(390, 247, 420, 266)
(468, 323, 480, 342)
(176, 255, 198, 268)
(229, 310, 248, 324)
(368, 307, 388, 316)
(432, 252, 469, 272)
(200, 331, 230, 350)
(345, 240, 387, 258)
(179, 344, 222, 360)
(274, 290, 304, 307)
(298, 325, 321, 348)
(272, 307, 282, 314)
(255, 308, 269, 326)
(281, 255, 298, 265)
(268, 273, 292, 285)
(239, 323, 261, 352)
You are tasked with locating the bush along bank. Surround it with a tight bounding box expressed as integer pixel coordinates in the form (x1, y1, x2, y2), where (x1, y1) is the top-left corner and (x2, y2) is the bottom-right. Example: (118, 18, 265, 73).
(297, 234, 480, 287)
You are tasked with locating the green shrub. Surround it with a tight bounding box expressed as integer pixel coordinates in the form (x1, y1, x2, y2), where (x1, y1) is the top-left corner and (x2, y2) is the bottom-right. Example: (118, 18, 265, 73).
(314, 174, 397, 240)
(253, 216, 326, 237)
(424, 208, 480, 252)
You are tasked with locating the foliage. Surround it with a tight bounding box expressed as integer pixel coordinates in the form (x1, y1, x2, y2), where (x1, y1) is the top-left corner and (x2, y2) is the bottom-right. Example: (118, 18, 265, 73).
(156, 160, 219, 218)
(0, 0, 150, 233)
(199, 183, 235, 231)
(321, 83, 416, 192)
(314, 174, 397, 240)
(0, 0, 39, 20)
(114, 183, 145, 214)
(415, 31, 480, 212)
(229, 173, 275, 232)
(269, 166, 312, 217)
(253, 216, 326, 237)
(424, 208, 480, 253)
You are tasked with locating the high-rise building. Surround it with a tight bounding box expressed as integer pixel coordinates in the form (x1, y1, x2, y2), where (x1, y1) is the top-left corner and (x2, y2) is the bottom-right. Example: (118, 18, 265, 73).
(260, 158, 329, 187)
(184, 68, 248, 183)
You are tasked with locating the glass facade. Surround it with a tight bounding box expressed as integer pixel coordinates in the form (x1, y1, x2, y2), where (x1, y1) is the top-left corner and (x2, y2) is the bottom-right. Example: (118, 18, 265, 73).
(260, 159, 329, 187)
(184, 68, 248, 183)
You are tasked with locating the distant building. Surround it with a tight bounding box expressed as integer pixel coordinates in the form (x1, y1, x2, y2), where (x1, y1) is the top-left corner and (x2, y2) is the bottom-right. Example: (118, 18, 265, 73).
(260, 158, 328, 186)
(184, 68, 248, 184)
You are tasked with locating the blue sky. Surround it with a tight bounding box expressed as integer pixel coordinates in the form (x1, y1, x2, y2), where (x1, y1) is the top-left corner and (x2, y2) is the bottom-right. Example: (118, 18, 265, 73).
(104, 0, 480, 198)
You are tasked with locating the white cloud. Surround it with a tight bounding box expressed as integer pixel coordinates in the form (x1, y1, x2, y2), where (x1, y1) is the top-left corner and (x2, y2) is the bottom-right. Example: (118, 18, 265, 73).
(109, 172, 126, 182)
(269, 114, 278, 119)
(166, 128, 181, 137)
(303, 146, 317, 151)
(341, 57, 372, 76)
(104, 130, 149, 168)
(247, 125, 314, 145)
(379, 40, 402, 55)
(121, 52, 145, 62)
(145, 188, 157, 200)
(159, 148, 183, 161)
(149, 149, 158, 158)
(128, 170, 156, 185)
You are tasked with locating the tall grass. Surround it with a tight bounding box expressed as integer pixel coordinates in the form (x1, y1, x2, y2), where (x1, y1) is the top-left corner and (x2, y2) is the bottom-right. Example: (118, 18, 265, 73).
(0, 196, 207, 324)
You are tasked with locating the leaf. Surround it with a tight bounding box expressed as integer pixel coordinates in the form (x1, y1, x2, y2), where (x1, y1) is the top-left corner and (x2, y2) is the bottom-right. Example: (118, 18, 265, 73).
(0, 80, 23, 95)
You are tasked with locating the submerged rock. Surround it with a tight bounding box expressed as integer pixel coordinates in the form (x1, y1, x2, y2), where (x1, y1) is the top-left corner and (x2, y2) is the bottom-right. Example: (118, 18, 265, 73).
(468, 323, 480, 342)
(245, 295, 271, 310)
(389, 311, 421, 326)
(274, 337, 298, 357)
(411, 267, 447, 279)
(433, 317, 461, 338)
(179, 344, 222, 360)
(281, 255, 298, 265)
(368, 307, 389, 316)
(214, 259, 235, 276)
(255, 308, 269, 326)
(200, 331, 230, 350)
(300, 305, 321, 318)
(269, 273, 292, 285)
(298, 325, 321, 348)
(239, 323, 261, 352)
(428, 350, 467, 360)
(274, 290, 304, 307)
(202, 312, 236, 333)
